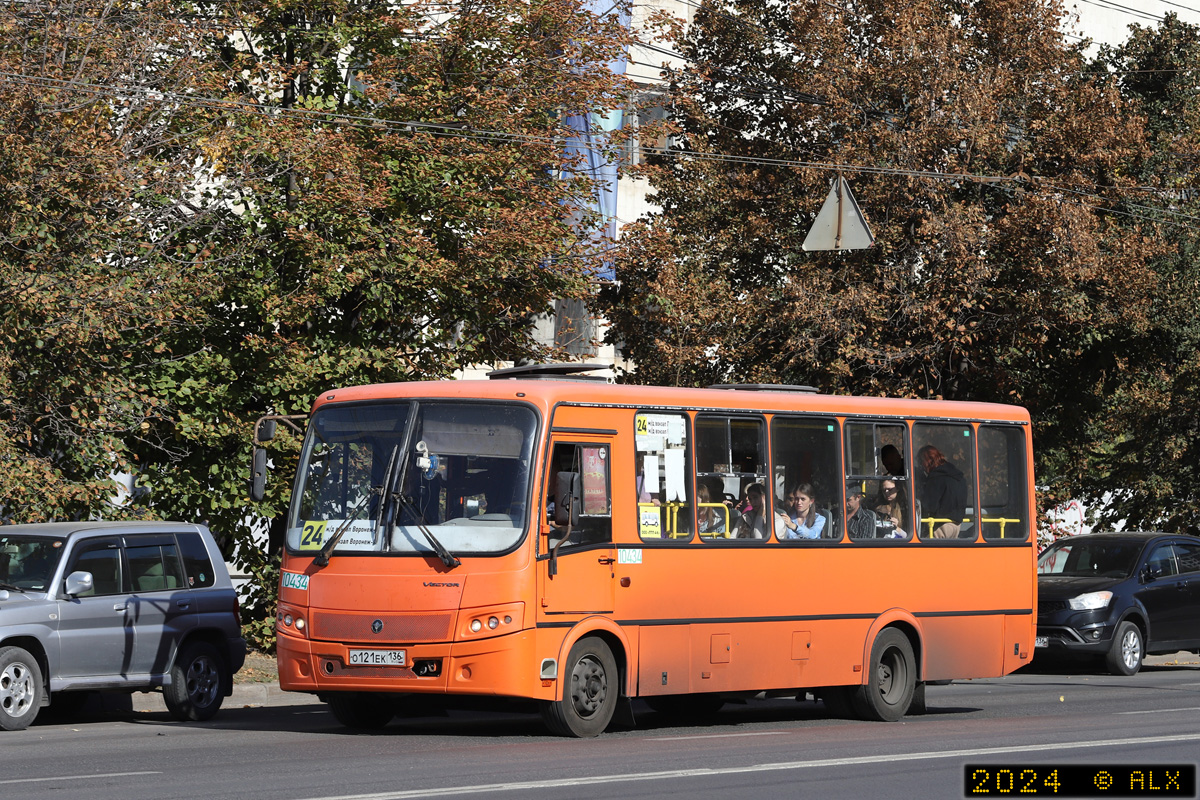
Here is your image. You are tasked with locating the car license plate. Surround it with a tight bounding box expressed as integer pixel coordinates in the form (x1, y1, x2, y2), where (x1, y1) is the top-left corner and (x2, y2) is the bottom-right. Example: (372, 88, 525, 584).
(1035, 636, 1048, 648)
(348, 649, 407, 666)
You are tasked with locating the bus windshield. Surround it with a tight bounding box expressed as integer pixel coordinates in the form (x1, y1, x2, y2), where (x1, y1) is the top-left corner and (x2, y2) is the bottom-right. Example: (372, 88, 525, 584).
(287, 401, 538, 556)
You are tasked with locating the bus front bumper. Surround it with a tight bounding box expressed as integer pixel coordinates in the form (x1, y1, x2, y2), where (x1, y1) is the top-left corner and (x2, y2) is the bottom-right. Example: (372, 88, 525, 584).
(276, 628, 549, 699)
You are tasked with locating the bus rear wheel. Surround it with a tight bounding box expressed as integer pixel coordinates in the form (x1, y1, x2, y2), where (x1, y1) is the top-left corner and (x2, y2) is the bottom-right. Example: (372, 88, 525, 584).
(852, 628, 916, 721)
(540, 636, 618, 737)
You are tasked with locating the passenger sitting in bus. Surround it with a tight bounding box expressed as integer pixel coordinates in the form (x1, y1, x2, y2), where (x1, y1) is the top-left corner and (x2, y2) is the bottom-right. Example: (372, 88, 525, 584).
(734, 482, 774, 539)
(874, 503, 907, 538)
(845, 485, 876, 539)
(697, 481, 727, 537)
(875, 479, 906, 531)
(777, 483, 825, 540)
(880, 444, 905, 476)
(917, 445, 967, 538)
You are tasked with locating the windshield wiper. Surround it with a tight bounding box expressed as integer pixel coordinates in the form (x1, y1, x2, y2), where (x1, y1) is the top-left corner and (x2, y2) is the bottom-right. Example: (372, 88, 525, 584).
(396, 495, 461, 570)
(0, 581, 25, 593)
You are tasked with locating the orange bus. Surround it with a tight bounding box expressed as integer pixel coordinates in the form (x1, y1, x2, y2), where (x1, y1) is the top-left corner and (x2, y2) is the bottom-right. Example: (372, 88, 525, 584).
(256, 363, 1036, 736)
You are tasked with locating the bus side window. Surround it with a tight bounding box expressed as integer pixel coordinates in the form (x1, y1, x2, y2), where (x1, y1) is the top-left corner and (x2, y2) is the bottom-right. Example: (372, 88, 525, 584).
(547, 442, 612, 548)
(842, 421, 912, 541)
(636, 412, 692, 541)
(978, 425, 1029, 541)
(913, 423, 976, 540)
(695, 413, 764, 541)
(771, 416, 842, 540)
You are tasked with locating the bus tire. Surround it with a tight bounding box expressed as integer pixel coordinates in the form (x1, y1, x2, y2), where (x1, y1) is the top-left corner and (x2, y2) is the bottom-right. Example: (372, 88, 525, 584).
(540, 636, 618, 737)
(0, 646, 43, 731)
(1105, 621, 1143, 676)
(328, 693, 395, 729)
(852, 628, 915, 721)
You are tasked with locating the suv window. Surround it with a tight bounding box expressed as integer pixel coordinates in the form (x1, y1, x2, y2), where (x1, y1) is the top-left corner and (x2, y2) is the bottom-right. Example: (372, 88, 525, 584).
(69, 541, 124, 596)
(1146, 544, 1178, 578)
(176, 531, 216, 588)
(1173, 541, 1200, 575)
(127, 540, 186, 592)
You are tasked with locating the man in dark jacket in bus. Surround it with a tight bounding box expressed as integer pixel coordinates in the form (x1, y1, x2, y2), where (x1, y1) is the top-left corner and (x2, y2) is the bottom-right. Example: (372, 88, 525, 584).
(917, 445, 967, 538)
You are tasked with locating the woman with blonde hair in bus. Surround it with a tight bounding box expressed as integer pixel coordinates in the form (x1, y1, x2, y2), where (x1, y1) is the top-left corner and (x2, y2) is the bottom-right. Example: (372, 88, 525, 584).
(917, 445, 967, 538)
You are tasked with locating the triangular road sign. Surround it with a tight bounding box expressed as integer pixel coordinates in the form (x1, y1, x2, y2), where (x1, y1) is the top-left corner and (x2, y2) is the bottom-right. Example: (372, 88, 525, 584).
(802, 176, 874, 251)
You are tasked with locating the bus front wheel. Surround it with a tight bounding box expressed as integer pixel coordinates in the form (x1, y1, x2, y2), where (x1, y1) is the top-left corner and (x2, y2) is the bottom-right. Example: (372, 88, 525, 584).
(328, 693, 395, 730)
(540, 636, 618, 737)
(852, 628, 916, 722)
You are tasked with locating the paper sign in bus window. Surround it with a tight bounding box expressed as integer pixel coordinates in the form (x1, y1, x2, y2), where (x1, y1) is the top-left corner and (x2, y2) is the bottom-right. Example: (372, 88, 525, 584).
(641, 454, 660, 496)
(639, 508, 662, 538)
(581, 447, 609, 515)
(636, 413, 684, 450)
(664, 448, 687, 502)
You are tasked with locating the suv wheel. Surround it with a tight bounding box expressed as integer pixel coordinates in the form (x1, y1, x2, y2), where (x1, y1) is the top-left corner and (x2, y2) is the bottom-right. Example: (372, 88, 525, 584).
(1105, 621, 1144, 676)
(0, 646, 43, 731)
(165, 641, 227, 721)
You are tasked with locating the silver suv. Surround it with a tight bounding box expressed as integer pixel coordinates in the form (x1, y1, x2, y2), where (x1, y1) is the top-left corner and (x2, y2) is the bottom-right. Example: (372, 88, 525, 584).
(0, 521, 246, 731)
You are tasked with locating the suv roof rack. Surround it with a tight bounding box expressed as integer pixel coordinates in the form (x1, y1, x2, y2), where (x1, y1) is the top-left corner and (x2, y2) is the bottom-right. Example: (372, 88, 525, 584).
(486, 362, 611, 381)
(707, 383, 819, 393)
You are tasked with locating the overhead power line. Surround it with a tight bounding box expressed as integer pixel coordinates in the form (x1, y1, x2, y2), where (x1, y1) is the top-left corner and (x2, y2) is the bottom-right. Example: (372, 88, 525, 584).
(4, 69, 1197, 229)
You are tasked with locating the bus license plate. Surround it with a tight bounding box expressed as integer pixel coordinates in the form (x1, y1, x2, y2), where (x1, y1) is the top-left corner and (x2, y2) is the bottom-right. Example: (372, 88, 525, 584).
(348, 649, 407, 666)
(1035, 636, 1048, 648)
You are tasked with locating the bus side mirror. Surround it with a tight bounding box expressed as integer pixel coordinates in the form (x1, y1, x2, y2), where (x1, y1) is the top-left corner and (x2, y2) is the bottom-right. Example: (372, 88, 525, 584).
(257, 419, 277, 442)
(555, 471, 580, 529)
(251, 447, 268, 503)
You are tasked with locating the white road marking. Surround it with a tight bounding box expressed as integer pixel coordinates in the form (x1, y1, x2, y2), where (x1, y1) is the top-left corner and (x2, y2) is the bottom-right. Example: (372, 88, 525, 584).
(1117, 706, 1200, 715)
(0, 771, 160, 786)
(291, 733, 1200, 800)
(651, 731, 790, 741)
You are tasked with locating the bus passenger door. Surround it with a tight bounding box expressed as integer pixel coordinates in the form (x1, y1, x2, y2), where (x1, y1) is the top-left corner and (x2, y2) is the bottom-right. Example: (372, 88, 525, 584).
(539, 439, 616, 615)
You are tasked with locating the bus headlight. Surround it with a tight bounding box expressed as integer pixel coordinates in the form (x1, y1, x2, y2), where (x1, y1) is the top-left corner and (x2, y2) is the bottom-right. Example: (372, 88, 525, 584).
(459, 603, 524, 640)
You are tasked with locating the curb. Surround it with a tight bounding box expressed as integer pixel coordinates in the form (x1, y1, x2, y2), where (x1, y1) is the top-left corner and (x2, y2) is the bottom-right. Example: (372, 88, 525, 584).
(129, 683, 322, 713)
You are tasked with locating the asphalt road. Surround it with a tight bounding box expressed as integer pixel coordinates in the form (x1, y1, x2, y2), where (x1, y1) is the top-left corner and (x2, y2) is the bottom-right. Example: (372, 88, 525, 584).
(4, 656, 1199, 800)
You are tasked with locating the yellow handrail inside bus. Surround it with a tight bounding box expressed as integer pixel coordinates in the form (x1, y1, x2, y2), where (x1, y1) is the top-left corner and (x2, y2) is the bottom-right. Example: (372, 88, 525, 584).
(667, 502, 690, 538)
(639, 501, 693, 539)
(698, 502, 731, 538)
(921, 517, 955, 537)
(981, 517, 1022, 538)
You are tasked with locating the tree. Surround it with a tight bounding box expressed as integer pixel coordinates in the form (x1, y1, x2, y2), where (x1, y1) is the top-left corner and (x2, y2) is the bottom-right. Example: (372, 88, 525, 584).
(597, 0, 1167, 525)
(1, 0, 643, 642)
(1063, 13, 1200, 532)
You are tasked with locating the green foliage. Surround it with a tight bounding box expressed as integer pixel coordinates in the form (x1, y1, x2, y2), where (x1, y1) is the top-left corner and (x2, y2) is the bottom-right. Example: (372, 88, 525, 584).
(597, 0, 1186, 529)
(0, 0, 641, 633)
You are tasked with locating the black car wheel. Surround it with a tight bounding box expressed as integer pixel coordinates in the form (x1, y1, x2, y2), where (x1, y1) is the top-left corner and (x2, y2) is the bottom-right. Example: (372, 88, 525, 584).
(165, 641, 227, 721)
(1105, 621, 1143, 676)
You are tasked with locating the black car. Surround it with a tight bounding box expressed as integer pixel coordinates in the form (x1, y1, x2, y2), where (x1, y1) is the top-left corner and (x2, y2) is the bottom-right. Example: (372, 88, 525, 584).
(1036, 532, 1200, 675)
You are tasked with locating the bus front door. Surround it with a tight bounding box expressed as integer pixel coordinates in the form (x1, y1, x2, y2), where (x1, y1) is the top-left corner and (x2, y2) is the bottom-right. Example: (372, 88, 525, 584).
(539, 439, 616, 615)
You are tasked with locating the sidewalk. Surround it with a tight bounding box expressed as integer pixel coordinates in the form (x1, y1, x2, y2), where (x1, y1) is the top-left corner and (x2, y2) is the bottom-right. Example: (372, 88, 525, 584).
(129, 682, 321, 713)
(1144, 651, 1200, 667)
